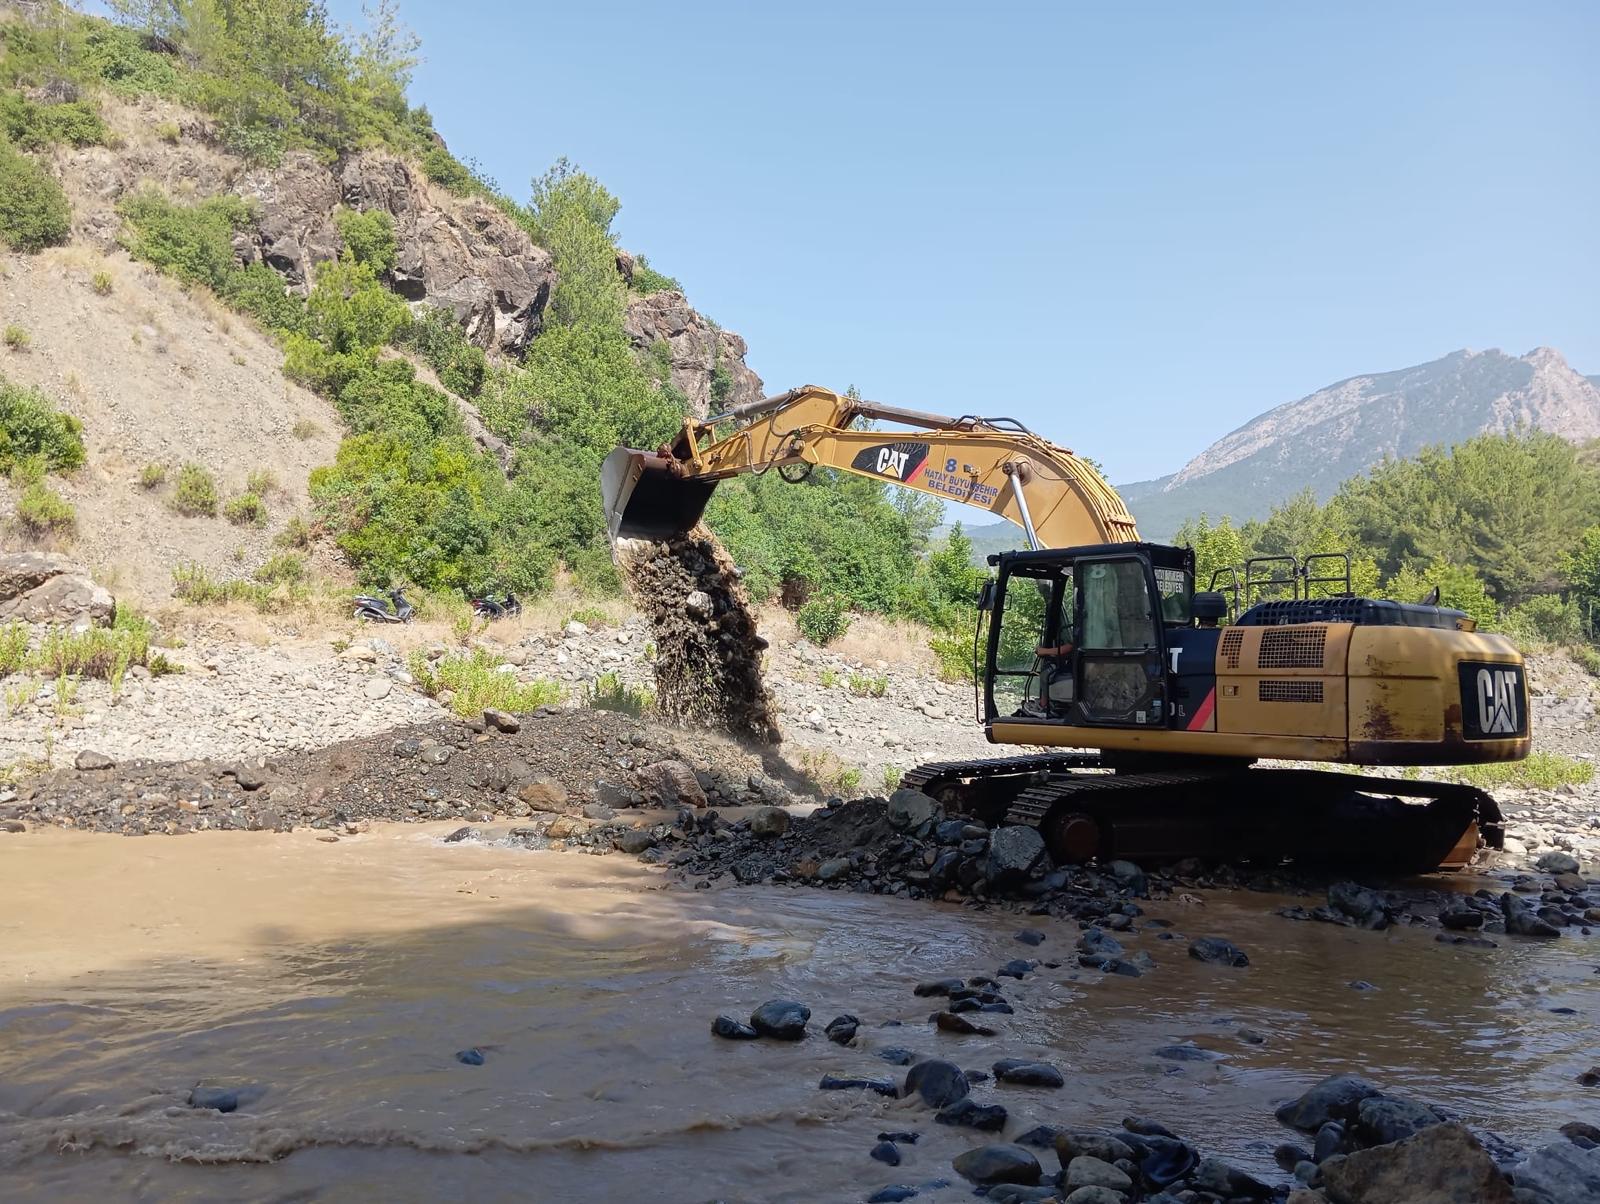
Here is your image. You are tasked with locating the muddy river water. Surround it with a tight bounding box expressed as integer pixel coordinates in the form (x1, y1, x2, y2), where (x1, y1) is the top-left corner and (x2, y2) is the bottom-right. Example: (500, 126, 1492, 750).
(0, 825, 1594, 1202)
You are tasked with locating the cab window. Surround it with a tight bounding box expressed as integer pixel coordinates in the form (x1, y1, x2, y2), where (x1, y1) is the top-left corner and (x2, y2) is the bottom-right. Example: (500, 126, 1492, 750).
(1079, 559, 1155, 650)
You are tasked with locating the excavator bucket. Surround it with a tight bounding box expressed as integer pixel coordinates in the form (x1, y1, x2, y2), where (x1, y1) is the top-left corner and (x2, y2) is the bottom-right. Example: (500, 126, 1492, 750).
(601, 447, 718, 545)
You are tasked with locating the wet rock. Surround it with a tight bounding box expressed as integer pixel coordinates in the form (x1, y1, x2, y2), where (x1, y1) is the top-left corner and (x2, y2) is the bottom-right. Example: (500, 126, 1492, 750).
(1153, 1042, 1223, 1062)
(984, 826, 1046, 888)
(1122, 1116, 1178, 1138)
(1056, 1131, 1137, 1165)
(1064, 1154, 1132, 1192)
(516, 776, 570, 811)
(952, 1143, 1042, 1186)
(937, 1097, 1008, 1131)
(443, 826, 480, 843)
(1062, 1189, 1125, 1204)
(615, 829, 656, 855)
(74, 750, 115, 771)
(1320, 1121, 1513, 1203)
(1439, 903, 1485, 930)
(1329, 881, 1391, 929)
(824, 1014, 860, 1044)
(1275, 1074, 1385, 1131)
(1503, 892, 1562, 937)
(993, 1058, 1064, 1088)
(1237, 1026, 1267, 1045)
(867, 1188, 917, 1203)
(877, 1047, 918, 1066)
(817, 856, 852, 882)
(1015, 928, 1046, 946)
(545, 815, 588, 839)
(871, 1140, 902, 1166)
(1314, 1122, 1345, 1163)
(748, 806, 790, 838)
(879, 1131, 921, 1144)
(1015, 1124, 1062, 1148)
(1515, 1139, 1600, 1202)
(1355, 1096, 1445, 1146)
(1563, 1122, 1600, 1146)
(1108, 859, 1148, 895)
(903, 1058, 970, 1108)
(819, 1074, 897, 1096)
(1536, 851, 1582, 875)
(1189, 936, 1250, 966)
(887, 788, 941, 830)
(1348, 979, 1377, 991)
(483, 708, 520, 733)
(750, 999, 809, 1039)
(1192, 1156, 1274, 1198)
(996, 958, 1035, 979)
(914, 977, 965, 997)
(455, 1047, 485, 1065)
(936, 1012, 996, 1036)
(1139, 1135, 1200, 1185)
(988, 1189, 1060, 1204)
(1077, 928, 1123, 956)
(711, 1014, 759, 1040)
(187, 1087, 240, 1112)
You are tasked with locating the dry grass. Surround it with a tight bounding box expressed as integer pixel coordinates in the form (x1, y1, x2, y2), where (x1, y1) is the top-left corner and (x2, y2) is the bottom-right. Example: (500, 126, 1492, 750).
(757, 607, 937, 669)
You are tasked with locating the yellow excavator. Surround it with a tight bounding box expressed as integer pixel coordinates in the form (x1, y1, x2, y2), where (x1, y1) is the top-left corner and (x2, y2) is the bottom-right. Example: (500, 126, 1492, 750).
(602, 385, 1529, 871)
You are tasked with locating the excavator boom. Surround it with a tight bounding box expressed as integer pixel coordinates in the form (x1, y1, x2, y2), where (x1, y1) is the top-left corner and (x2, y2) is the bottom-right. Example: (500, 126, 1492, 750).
(601, 385, 1138, 550)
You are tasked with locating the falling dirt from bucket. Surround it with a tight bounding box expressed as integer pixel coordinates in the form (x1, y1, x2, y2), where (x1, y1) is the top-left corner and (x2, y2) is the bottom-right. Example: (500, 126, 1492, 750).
(613, 528, 780, 745)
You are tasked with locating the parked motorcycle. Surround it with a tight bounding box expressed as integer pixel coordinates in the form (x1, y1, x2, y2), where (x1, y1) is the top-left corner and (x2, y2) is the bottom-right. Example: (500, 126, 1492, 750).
(354, 588, 414, 624)
(470, 592, 521, 621)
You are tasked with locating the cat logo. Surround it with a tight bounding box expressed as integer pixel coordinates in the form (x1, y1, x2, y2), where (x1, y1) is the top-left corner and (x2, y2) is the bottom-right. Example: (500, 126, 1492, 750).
(1457, 662, 1526, 739)
(850, 441, 929, 485)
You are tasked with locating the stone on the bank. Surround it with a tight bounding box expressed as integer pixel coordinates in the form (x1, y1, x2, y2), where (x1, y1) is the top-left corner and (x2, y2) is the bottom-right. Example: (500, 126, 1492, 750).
(992, 1058, 1064, 1088)
(1064, 1189, 1125, 1204)
(887, 788, 941, 830)
(952, 1143, 1042, 1185)
(870, 1140, 901, 1165)
(1192, 1157, 1274, 1198)
(1514, 1138, 1600, 1204)
(419, 743, 452, 766)
(1077, 927, 1123, 955)
(1319, 1121, 1513, 1203)
(1139, 1135, 1200, 1185)
(74, 749, 115, 771)
(914, 977, 965, 997)
(545, 815, 588, 839)
(748, 806, 789, 838)
(0, 552, 115, 626)
(1065, 1154, 1132, 1192)
(637, 759, 707, 808)
(711, 1014, 758, 1040)
(903, 1058, 969, 1108)
(866, 1188, 917, 1203)
(936, 1011, 995, 1036)
(363, 677, 392, 700)
(750, 998, 809, 1040)
(817, 856, 851, 882)
(984, 825, 1046, 887)
(1015, 928, 1046, 946)
(1056, 1131, 1136, 1165)
(1536, 851, 1582, 875)
(819, 1074, 897, 1096)
(1355, 1095, 1445, 1146)
(1275, 1074, 1385, 1131)
(1153, 1042, 1222, 1062)
(1502, 892, 1562, 937)
(483, 708, 520, 733)
(1329, 881, 1391, 929)
(516, 776, 569, 811)
(1189, 936, 1249, 966)
(615, 829, 656, 854)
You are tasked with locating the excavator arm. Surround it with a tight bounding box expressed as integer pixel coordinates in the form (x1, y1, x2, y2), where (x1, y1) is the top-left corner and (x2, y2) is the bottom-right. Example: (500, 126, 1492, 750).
(601, 385, 1139, 549)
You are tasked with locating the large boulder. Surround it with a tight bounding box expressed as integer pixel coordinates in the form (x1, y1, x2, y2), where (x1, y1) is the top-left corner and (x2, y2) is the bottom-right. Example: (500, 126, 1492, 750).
(1513, 1139, 1600, 1204)
(0, 553, 114, 626)
(1319, 1122, 1513, 1204)
(984, 825, 1047, 888)
(622, 289, 764, 416)
(1275, 1074, 1385, 1131)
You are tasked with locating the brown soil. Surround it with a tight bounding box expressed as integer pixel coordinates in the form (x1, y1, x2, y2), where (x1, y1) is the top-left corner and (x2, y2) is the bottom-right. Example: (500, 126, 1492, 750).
(614, 529, 779, 744)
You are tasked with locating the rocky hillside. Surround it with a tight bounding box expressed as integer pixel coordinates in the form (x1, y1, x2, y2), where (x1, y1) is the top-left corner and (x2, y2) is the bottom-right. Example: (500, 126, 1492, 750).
(0, 93, 762, 600)
(1121, 347, 1600, 539)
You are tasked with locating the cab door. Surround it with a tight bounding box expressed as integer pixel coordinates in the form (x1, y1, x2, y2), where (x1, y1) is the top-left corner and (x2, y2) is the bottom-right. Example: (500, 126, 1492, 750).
(1072, 554, 1168, 728)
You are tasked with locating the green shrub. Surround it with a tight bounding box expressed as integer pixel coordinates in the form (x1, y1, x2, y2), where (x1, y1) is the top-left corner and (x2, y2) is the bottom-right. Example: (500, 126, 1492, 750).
(583, 670, 654, 718)
(223, 491, 268, 526)
(256, 551, 306, 584)
(221, 262, 307, 333)
(139, 462, 167, 489)
(629, 254, 681, 295)
(91, 269, 114, 295)
(567, 606, 607, 628)
(0, 143, 71, 252)
(118, 191, 252, 290)
(3, 325, 29, 351)
(15, 481, 75, 534)
(847, 672, 888, 698)
(0, 93, 109, 149)
(1499, 594, 1585, 648)
(0, 623, 27, 675)
(420, 145, 475, 194)
(0, 377, 86, 472)
(797, 594, 851, 645)
(333, 357, 460, 442)
(171, 561, 305, 612)
(245, 467, 278, 495)
(406, 647, 564, 717)
(171, 463, 219, 516)
(401, 306, 486, 398)
(276, 513, 312, 547)
(334, 206, 397, 273)
(155, 121, 181, 144)
(930, 630, 977, 683)
(1575, 645, 1600, 677)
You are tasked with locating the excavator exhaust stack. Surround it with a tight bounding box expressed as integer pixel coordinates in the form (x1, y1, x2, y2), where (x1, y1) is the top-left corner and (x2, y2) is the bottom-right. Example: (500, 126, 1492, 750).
(601, 447, 718, 545)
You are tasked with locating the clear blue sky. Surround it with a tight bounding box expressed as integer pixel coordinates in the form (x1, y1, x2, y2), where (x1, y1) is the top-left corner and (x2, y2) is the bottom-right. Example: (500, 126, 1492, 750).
(335, 0, 1597, 485)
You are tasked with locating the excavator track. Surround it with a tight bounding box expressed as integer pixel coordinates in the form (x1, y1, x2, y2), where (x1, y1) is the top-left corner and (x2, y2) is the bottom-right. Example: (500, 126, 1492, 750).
(898, 758, 1503, 874)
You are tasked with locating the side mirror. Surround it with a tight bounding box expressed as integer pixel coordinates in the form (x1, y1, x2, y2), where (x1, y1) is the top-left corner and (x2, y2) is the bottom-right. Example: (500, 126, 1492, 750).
(977, 580, 996, 612)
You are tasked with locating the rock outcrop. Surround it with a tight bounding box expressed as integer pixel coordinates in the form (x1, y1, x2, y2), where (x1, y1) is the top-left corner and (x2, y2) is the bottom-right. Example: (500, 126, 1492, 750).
(624, 289, 764, 415)
(0, 552, 114, 626)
